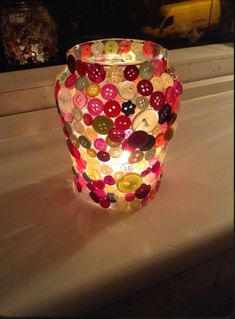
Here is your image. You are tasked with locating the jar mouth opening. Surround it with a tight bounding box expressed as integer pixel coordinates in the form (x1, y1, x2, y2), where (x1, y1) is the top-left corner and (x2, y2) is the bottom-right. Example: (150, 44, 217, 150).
(67, 38, 168, 66)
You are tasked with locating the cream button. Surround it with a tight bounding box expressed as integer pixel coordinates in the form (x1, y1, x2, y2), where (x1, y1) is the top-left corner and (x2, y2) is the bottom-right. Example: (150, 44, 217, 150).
(118, 81, 137, 100)
(161, 72, 174, 88)
(121, 51, 136, 63)
(132, 109, 159, 133)
(151, 76, 164, 92)
(58, 87, 73, 113)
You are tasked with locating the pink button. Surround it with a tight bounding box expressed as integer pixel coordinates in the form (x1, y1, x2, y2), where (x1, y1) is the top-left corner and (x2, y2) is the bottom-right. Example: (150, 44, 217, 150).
(73, 91, 87, 108)
(125, 193, 135, 202)
(95, 188, 106, 198)
(87, 98, 103, 115)
(64, 112, 73, 123)
(94, 138, 107, 151)
(173, 80, 183, 95)
(65, 74, 77, 89)
(101, 83, 118, 100)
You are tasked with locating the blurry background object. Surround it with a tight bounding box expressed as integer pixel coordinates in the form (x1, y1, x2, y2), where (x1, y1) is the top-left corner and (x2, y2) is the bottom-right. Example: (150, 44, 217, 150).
(0, 0, 58, 68)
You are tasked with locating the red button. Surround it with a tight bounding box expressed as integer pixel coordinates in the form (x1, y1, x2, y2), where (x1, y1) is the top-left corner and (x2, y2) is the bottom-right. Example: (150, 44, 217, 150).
(153, 59, 164, 76)
(137, 80, 153, 96)
(173, 80, 183, 95)
(104, 100, 121, 117)
(125, 192, 135, 202)
(83, 113, 93, 126)
(121, 138, 135, 153)
(124, 65, 139, 81)
(135, 183, 151, 199)
(114, 115, 131, 130)
(93, 180, 105, 189)
(128, 131, 149, 148)
(143, 41, 154, 57)
(97, 151, 110, 162)
(87, 98, 103, 116)
(165, 86, 176, 103)
(104, 175, 116, 185)
(108, 127, 125, 142)
(67, 139, 80, 159)
(81, 43, 91, 58)
(119, 40, 131, 53)
(150, 91, 165, 110)
(76, 60, 88, 76)
(100, 198, 110, 208)
(89, 191, 100, 203)
(88, 63, 106, 83)
(65, 74, 77, 89)
(101, 83, 118, 100)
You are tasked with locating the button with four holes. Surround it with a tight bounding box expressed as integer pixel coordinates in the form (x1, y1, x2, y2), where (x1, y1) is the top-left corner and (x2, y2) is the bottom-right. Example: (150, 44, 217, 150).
(124, 65, 139, 81)
(137, 80, 153, 96)
(93, 115, 113, 134)
(87, 98, 103, 116)
(101, 83, 118, 100)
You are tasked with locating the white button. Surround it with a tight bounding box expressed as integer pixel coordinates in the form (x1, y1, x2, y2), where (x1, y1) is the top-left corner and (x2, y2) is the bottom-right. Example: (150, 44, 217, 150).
(118, 81, 137, 100)
(132, 109, 159, 133)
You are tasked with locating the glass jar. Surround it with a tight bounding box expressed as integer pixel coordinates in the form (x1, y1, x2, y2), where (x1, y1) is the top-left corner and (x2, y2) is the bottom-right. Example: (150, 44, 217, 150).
(55, 39, 183, 213)
(0, 0, 58, 67)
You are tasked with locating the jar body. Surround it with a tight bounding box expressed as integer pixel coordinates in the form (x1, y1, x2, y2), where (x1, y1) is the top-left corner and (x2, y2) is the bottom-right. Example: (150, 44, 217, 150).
(1, 0, 57, 66)
(55, 39, 183, 213)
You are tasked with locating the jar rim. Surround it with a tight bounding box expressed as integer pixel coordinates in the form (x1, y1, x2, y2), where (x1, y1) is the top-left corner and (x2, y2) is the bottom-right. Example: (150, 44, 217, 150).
(67, 38, 168, 66)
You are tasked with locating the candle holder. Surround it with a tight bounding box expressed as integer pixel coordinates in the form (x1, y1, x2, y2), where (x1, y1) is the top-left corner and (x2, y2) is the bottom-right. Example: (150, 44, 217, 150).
(55, 39, 183, 213)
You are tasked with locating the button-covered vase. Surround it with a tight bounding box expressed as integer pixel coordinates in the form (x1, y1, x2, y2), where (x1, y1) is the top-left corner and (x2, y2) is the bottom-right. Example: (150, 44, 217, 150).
(55, 39, 183, 213)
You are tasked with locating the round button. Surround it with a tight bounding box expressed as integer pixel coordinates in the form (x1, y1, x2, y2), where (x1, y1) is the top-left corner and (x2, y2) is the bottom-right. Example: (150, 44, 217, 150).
(119, 40, 131, 53)
(143, 41, 153, 57)
(124, 65, 139, 81)
(137, 80, 153, 96)
(106, 192, 116, 203)
(67, 55, 76, 74)
(167, 67, 176, 79)
(121, 51, 136, 63)
(145, 147, 156, 160)
(89, 191, 100, 203)
(120, 163, 134, 173)
(67, 139, 80, 159)
(86, 83, 100, 97)
(93, 179, 105, 189)
(106, 136, 121, 147)
(87, 63, 106, 83)
(139, 61, 154, 80)
(136, 96, 149, 110)
(100, 199, 110, 209)
(83, 113, 93, 126)
(125, 192, 135, 202)
(94, 138, 107, 151)
(76, 76, 89, 91)
(121, 100, 136, 116)
(104, 40, 118, 54)
(169, 113, 177, 125)
(87, 167, 100, 180)
(73, 91, 87, 108)
(150, 91, 165, 110)
(101, 164, 113, 175)
(87, 98, 103, 116)
(161, 72, 174, 88)
(164, 126, 176, 141)
(81, 43, 91, 58)
(118, 81, 137, 100)
(129, 150, 144, 163)
(173, 80, 183, 95)
(59, 70, 70, 84)
(117, 173, 142, 193)
(104, 100, 121, 118)
(130, 41, 142, 56)
(101, 83, 118, 100)
(114, 115, 131, 130)
(85, 127, 98, 140)
(132, 109, 158, 132)
(78, 135, 91, 149)
(97, 151, 110, 162)
(73, 120, 85, 135)
(128, 131, 149, 148)
(109, 147, 123, 158)
(140, 135, 156, 151)
(58, 87, 73, 113)
(91, 41, 104, 56)
(76, 60, 87, 76)
(72, 107, 83, 121)
(104, 175, 116, 185)
(108, 127, 125, 142)
(135, 183, 151, 199)
(165, 86, 176, 103)
(158, 104, 171, 124)
(153, 59, 165, 76)
(87, 148, 97, 158)
(106, 65, 123, 84)
(151, 77, 164, 92)
(65, 74, 77, 89)
(93, 115, 113, 134)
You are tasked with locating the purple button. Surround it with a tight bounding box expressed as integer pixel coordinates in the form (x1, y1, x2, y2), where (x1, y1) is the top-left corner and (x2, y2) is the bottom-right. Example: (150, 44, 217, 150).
(135, 183, 151, 199)
(137, 80, 153, 96)
(123, 65, 139, 81)
(88, 63, 106, 83)
(128, 131, 149, 149)
(101, 83, 118, 100)
(87, 98, 103, 116)
(94, 138, 107, 151)
(150, 91, 165, 110)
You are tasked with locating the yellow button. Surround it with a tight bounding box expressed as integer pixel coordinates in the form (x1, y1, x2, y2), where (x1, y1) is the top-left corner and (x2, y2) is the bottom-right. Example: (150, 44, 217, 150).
(87, 148, 97, 158)
(106, 65, 123, 84)
(91, 41, 104, 56)
(117, 173, 142, 193)
(143, 172, 156, 184)
(106, 136, 121, 147)
(73, 120, 85, 134)
(133, 158, 148, 171)
(132, 109, 158, 133)
(104, 40, 119, 54)
(114, 171, 125, 181)
(86, 167, 100, 180)
(161, 72, 174, 88)
(131, 41, 142, 55)
(128, 150, 144, 163)
(151, 76, 164, 92)
(85, 127, 98, 140)
(109, 147, 123, 158)
(100, 164, 113, 175)
(121, 51, 136, 63)
(118, 81, 137, 100)
(86, 83, 100, 97)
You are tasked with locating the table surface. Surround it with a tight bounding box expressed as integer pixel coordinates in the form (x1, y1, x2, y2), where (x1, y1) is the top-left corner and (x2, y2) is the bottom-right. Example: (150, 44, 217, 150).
(0, 89, 233, 316)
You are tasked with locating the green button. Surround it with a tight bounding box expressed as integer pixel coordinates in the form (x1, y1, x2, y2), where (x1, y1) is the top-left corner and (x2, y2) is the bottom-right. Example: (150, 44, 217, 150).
(72, 107, 83, 121)
(139, 61, 154, 80)
(93, 115, 114, 135)
(104, 40, 119, 54)
(136, 96, 149, 110)
(60, 70, 70, 83)
(78, 135, 91, 149)
(75, 76, 89, 91)
(145, 147, 156, 160)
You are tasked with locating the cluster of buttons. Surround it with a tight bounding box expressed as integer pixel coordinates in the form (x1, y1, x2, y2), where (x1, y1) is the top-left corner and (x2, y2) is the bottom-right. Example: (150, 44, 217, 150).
(56, 39, 183, 212)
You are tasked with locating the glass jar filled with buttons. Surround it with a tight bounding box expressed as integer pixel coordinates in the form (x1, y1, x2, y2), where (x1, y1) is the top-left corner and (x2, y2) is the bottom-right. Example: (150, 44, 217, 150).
(0, 0, 58, 67)
(55, 39, 183, 213)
